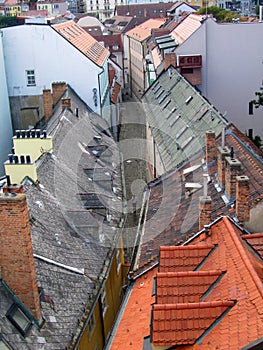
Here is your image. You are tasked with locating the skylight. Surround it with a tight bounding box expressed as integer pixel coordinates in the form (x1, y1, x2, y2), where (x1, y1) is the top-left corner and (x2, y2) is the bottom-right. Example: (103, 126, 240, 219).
(6, 304, 32, 337)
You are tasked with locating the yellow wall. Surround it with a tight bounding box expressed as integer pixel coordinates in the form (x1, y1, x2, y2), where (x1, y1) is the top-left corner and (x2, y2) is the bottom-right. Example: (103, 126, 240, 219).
(13, 137, 53, 162)
(78, 239, 126, 350)
(6, 5, 21, 16)
(5, 162, 37, 184)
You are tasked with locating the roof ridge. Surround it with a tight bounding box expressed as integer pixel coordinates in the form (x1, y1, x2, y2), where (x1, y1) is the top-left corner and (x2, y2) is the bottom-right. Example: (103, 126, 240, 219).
(160, 244, 214, 251)
(242, 233, 263, 239)
(157, 270, 222, 278)
(223, 217, 263, 299)
(153, 300, 235, 310)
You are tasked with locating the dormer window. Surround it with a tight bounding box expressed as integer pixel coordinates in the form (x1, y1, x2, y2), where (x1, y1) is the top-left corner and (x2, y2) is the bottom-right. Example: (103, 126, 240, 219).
(6, 303, 32, 337)
(0, 334, 12, 349)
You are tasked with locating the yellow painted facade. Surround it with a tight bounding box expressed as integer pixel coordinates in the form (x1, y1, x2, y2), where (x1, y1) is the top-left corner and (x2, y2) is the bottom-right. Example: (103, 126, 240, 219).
(78, 240, 127, 350)
(5, 162, 38, 184)
(5, 5, 21, 16)
(13, 136, 53, 162)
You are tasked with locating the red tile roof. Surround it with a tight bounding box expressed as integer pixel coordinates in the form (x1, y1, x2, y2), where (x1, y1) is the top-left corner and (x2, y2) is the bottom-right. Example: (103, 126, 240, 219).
(52, 20, 109, 67)
(110, 267, 157, 350)
(115, 3, 175, 18)
(242, 233, 263, 259)
(126, 18, 166, 42)
(111, 217, 263, 349)
(152, 300, 235, 346)
(156, 270, 222, 304)
(171, 14, 206, 45)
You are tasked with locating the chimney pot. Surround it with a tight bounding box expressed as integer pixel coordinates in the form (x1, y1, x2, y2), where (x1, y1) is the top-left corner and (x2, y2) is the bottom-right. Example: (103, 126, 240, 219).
(31, 129, 36, 138)
(8, 154, 13, 163)
(26, 155, 31, 164)
(20, 155, 25, 164)
(225, 156, 241, 199)
(26, 129, 31, 138)
(199, 195, 212, 230)
(217, 146, 231, 188)
(21, 130, 26, 138)
(16, 130, 21, 138)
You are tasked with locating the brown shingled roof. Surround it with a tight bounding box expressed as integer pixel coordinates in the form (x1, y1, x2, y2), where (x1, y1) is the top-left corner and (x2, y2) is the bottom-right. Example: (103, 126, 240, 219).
(52, 20, 109, 67)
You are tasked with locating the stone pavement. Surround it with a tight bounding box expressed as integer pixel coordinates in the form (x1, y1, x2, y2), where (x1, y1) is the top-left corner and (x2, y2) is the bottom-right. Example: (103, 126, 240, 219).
(118, 95, 149, 262)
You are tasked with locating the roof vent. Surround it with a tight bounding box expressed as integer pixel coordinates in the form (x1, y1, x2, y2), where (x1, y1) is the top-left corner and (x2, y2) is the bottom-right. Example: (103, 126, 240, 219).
(185, 96, 193, 105)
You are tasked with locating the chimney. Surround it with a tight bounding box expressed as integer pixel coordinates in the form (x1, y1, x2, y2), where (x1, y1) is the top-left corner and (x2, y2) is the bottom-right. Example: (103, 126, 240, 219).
(217, 146, 231, 188)
(43, 89, 53, 122)
(61, 97, 71, 111)
(236, 175, 250, 223)
(206, 130, 216, 165)
(0, 191, 41, 320)
(164, 53, 176, 70)
(225, 156, 241, 199)
(52, 82, 67, 106)
(199, 196, 212, 231)
(3, 184, 24, 194)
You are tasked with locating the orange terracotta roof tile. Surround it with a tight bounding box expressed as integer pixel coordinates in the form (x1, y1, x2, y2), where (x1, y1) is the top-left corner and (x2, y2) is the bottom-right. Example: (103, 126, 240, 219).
(156, 270, 222, 304)
(126, 18, 166, 42)
(52, 20, 109, 67)
(242, 233, 263, 259)
(171, 14, 205, 45)
(159, 245, 215, 272)
(152, 300, 235, 346)
(110, 267, 157, 350)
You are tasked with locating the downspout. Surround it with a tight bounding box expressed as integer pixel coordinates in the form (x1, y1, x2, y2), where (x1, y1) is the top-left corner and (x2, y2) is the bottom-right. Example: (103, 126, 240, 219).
(128, 36, 132, 97)
(98, 66, 104, 117)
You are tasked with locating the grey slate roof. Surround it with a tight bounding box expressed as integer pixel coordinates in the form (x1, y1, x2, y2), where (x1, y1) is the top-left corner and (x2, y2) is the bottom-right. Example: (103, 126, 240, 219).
(0, 86, 123, 349)
(142, 66, 228, 172)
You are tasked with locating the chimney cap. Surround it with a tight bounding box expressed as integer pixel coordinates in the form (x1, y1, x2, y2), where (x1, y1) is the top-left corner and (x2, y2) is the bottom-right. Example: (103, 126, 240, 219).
(236, 175, 249, 182)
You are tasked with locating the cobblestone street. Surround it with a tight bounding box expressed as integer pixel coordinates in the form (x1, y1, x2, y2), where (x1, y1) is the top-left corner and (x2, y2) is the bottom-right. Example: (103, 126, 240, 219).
(118, 96, 149, 261)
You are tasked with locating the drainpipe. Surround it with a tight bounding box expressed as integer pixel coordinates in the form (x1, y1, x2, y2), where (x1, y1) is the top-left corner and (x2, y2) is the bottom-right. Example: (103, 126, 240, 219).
(128, 36, 132, 97)
(98, 66, 104, 117)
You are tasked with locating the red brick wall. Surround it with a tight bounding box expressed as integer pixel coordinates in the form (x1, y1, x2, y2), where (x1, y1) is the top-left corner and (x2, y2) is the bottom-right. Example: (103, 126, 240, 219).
(206, 131, 216, 165)
(236, 175, 250, 223)
(0, 193, 41, 320)
(217, 146, 230, 188)
(199, 196, 212, 230)
(52, 82, 67, 106)
(61, 97, 71, 111)
(225, 157, 241, 199)
(43, 89, 53, 122)
(164, 53, 176, 70)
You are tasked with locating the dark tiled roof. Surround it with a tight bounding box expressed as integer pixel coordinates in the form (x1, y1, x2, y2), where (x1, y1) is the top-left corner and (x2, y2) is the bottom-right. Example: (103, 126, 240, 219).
(142, 66, 228, 172)
(96, 34, 123, 52)
(136, 121, 263, 271)
(115, 3, 176, 18)
(0, 86, 123, 348)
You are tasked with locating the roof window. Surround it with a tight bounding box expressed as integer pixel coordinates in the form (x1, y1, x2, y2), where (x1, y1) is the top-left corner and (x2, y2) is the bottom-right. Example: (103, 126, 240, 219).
(6, 303, 33, 337)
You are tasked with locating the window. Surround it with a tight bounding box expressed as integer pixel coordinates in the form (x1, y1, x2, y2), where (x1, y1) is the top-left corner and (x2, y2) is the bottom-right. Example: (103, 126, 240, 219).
(6, 304, 32, 337)
(26, 70, 36, 86)
(0, 334, 12, 350)
(101, 287, 108, 317)
(88, 313, 95, 338)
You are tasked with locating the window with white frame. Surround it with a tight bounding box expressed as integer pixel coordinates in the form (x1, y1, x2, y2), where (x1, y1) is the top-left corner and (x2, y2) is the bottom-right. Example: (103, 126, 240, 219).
(26, 70, 36, 86)
(101, 287, 108, 317)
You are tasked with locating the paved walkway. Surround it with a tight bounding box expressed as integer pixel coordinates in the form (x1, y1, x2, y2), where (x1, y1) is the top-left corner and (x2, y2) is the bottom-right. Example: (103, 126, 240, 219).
(118, 96, 149, 262)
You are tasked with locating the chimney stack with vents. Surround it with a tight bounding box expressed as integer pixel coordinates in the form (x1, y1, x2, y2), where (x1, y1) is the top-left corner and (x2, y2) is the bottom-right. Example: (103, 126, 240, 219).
(52, 82, 67, 105)
(61, 97, 71, 111)
(236, 175, 250, 223)
(199, 196, 212, 231)
(217, 146, 230, 188)
(43, 89, 53, 122)
(206, 130, 216, 165)
(0, 191, 41, 320)
(164, 53, 176, 71)
(225, 156, 241, 199)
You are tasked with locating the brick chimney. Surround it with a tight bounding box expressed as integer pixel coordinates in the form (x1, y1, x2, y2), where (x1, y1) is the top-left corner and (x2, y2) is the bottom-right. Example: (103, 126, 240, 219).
(61, 97, 71, 111)
(52, 82, 67, 106)
(0, 191, 41, 320)
(206, 130, 216, 165)
(164, 53, 176, 70)
(217, 146, 231, 188)
(225, 157, 241, 199)
(199, 196, 212, 230)
(43, 89, 53, 122)
(236, 175, 250, 223)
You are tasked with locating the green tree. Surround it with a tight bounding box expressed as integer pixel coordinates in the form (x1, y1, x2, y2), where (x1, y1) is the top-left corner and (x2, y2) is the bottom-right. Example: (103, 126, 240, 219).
(197, 6, 239, 22)
(0, 16, 20, 28)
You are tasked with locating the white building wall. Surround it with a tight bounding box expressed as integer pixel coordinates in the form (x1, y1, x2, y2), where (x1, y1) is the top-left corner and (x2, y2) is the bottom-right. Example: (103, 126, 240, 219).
(2, 24, 108, 116)
(175, 19, 263, 138)
(0, 34, 13, 177)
